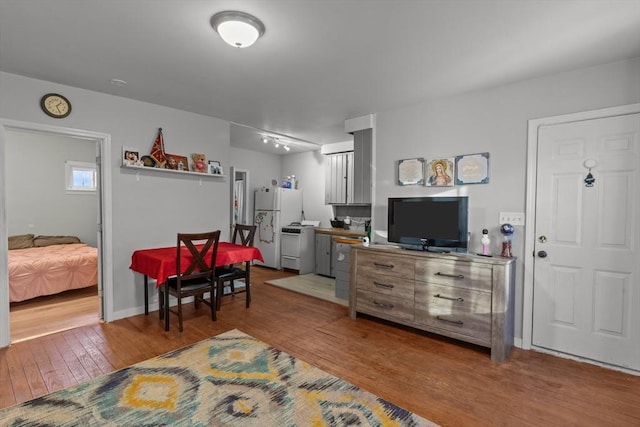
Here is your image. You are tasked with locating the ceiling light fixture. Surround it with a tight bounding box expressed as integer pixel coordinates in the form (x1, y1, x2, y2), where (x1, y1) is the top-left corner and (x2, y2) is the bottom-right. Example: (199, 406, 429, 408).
(211, 11, 265, 48)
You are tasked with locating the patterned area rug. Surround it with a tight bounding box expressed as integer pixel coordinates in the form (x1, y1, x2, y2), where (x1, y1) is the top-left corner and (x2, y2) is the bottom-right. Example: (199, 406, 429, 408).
(1, 329, 437, 426)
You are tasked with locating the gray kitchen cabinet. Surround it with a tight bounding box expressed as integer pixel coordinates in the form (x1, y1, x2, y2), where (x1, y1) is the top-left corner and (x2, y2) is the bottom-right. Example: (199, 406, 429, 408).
(352, 128, 372, 204)
(315, 233, 333, 276)
(324, 128, 372, 205)
(325, 152, 353, 204)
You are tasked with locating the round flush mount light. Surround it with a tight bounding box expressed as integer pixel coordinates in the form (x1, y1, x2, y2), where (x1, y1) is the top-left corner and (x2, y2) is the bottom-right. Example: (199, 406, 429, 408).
(211, 11, 265, 48)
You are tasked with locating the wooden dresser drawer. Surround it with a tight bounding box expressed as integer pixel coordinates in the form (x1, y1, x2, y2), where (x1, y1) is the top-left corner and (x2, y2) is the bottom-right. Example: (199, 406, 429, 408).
(415, 259, 492, 292)
(356, 251, 415, 280)
(414, 282, 491, 342)
(356, 269, 414, 299)
(356, 289, 414, 322)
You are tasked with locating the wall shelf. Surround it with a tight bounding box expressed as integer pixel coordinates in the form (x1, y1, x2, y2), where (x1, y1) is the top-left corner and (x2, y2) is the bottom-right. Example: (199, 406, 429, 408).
(121, 164, 226, 178)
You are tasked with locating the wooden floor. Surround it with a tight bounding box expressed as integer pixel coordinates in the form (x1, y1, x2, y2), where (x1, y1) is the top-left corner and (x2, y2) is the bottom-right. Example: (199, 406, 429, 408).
(9, 286, 99, 343)
(1, 266, 638, 426)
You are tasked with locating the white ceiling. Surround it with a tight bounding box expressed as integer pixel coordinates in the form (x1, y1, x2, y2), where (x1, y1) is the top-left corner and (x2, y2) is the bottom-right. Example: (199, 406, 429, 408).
(1, 0, 639, 155)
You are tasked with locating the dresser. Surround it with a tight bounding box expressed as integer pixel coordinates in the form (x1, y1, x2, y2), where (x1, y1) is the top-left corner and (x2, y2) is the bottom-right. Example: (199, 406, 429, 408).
(349, 244, 516, 362)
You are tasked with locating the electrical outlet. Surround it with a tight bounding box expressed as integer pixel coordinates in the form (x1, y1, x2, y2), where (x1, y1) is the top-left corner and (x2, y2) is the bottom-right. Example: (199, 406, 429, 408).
(499, 212, 525, 226)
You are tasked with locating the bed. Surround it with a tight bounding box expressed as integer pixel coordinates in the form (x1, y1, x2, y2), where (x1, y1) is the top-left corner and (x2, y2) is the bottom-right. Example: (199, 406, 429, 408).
(8, 234, 98, 303)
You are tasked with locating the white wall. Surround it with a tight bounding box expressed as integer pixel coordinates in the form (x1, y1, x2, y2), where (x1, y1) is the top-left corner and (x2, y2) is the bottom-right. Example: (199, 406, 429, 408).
(281, 150, 333, 227)
(6, 131, 98, 246)
(0, 72, 231, 318)
(374, 57, 640, 339)
(229, 146, 283, 226)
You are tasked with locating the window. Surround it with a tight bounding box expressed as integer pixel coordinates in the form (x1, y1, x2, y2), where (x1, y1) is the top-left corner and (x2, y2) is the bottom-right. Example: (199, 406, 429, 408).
(65, 161, 97, 193)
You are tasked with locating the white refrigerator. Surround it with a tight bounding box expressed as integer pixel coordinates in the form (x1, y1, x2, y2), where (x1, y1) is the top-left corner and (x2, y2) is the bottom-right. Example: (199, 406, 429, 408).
(254, 187, 303, 269)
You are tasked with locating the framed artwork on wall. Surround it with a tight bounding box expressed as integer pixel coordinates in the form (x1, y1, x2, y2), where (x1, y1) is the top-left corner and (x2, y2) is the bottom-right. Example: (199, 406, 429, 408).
(122, 146, 142, 166)
(425, 158, 455, 187)
(165, 153, 189, 171)
(397, 158, 425, 185)
(455, 152, 490, 185)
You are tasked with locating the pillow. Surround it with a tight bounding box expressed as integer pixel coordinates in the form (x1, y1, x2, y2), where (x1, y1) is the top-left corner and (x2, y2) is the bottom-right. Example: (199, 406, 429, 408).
(33, 235, 81, 247)
(8, 234, 35, 250)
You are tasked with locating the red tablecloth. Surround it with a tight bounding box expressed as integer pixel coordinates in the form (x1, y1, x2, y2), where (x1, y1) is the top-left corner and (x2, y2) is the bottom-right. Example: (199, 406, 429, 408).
(130, 242, 263, 286)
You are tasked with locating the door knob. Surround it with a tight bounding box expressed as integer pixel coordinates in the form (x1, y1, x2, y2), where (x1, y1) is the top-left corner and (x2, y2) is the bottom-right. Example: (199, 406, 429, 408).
(537, 250, 547, 258)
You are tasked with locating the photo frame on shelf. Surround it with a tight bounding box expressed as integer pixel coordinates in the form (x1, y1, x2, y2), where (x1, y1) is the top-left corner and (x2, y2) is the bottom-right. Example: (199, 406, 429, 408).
(455, 152, 490, 185)
(425, 158, 455, 187)
(397, 158, 425, 185)
(122, 146, 142, 166)
(165, 153, 189, 171)
(208, 160, 222, 174)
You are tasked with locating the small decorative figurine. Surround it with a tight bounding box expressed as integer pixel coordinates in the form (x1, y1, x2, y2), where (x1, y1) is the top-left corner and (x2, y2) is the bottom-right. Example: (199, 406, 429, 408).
(500, 223, 514, 257)
(481, 229, 490, 255)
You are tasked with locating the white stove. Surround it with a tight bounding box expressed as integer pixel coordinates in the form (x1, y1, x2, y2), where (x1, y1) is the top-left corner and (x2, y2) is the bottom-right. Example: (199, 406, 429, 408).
(280, 222, 316, 274)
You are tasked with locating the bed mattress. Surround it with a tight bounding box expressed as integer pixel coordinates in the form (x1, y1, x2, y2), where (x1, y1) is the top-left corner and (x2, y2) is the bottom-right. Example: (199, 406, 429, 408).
(8, 243, 98, 302)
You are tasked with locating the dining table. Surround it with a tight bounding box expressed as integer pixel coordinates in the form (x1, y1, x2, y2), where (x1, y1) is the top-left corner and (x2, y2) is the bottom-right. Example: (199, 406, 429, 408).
(130, 241, 263, 331)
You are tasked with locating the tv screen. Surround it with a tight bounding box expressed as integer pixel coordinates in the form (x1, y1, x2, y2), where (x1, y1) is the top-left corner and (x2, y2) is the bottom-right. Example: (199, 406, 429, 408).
(388, 196, 468, 251)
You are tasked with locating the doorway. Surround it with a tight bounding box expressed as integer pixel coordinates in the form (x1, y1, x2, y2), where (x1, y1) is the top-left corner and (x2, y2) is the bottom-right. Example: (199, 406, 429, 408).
(0, 119, 114, 348)
(523, 104, 640, 372)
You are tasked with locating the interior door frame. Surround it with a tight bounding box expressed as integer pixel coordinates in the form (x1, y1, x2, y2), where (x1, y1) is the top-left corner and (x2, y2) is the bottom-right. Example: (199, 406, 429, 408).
(229, 167, 250, 235)
(522, 103, 640, 350)
(0, 119, 114, 347)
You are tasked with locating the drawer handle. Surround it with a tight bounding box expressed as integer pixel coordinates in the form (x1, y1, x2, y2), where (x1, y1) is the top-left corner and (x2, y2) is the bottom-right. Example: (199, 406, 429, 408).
(373, 300, 394, 309)
(435, 272, 465, 279)
(434, 293, 464, 302)
(373, 281, 394, 289)
(373, 262, 395, 269)
(436, 316, 464, 326)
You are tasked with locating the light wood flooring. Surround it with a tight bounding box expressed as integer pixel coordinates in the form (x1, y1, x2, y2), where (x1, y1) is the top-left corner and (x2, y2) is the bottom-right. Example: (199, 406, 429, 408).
(1, 266, 639, 426)
(9, 286, 99, 343)
(266, 273, 348, 306)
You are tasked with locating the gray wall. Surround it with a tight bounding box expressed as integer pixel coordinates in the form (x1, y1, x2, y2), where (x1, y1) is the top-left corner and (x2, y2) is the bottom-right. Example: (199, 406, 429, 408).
(1, 56, 638, 338)
(5, 131, 98, 246)
(1, 71, 231, 318)
(374, 57, 640, 339)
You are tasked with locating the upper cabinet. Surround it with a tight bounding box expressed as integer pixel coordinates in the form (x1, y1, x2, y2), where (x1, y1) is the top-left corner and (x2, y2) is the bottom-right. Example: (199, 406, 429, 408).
(352, 128, 372, 204)
(324, 128, 372, 205)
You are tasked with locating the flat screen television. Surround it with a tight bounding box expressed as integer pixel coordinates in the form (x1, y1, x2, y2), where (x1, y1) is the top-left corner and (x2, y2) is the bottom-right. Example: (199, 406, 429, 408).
(387, 196, 469, 252)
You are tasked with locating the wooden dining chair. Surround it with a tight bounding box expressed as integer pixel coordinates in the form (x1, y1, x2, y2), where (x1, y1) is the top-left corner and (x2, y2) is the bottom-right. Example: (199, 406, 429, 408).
(215, 224, 256, 311)
(159, 230, 220, 332)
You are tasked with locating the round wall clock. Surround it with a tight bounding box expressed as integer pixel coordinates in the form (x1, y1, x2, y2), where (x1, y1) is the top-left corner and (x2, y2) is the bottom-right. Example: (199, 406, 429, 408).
(40, 93, 72, 118)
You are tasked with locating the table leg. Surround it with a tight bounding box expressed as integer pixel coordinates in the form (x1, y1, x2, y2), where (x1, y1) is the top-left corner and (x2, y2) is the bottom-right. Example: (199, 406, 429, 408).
(144, 275, 149, 315)
(245, 261, 251, 308)
(164, 281, 170, 331)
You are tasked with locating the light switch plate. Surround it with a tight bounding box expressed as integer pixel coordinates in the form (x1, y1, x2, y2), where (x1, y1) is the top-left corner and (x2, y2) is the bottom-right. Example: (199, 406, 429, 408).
(499, 212, 525, 226)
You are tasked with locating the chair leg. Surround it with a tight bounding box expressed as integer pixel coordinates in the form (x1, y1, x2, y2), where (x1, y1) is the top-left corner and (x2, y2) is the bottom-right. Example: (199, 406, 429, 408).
(177, 296, 183, 332)
(246, 263, 251, 308)
(210, 286, 217, 321)
(216, 280, 223, 311)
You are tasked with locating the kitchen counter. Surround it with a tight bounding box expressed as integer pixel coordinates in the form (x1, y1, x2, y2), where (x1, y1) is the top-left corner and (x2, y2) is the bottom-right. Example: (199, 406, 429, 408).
(315, 228, 366, 238)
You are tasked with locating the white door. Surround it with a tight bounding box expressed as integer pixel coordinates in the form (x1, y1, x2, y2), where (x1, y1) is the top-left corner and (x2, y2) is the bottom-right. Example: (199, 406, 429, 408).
(532, 113, 640, 370)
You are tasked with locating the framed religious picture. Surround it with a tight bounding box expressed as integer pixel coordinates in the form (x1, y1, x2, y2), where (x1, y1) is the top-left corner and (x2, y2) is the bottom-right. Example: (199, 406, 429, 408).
(455, 152, 490, 185)
(397, 158, 425, 185)
(425, 158, 455, 187)
(165, 154, 189, 171)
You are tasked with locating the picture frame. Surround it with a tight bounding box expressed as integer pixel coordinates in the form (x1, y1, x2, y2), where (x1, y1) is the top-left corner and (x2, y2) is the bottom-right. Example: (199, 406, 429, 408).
(425, 158, 455, 187)
(122, 146, 142, 166)
(208, 160, 222, 174)
(455, 152, 490, 185)
(397, 158, 425, 185)
(165, 153, 189, 171)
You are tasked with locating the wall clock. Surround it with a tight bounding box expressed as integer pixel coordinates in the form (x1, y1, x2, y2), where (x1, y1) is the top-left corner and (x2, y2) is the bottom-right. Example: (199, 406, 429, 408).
(40, 93, 72, 118)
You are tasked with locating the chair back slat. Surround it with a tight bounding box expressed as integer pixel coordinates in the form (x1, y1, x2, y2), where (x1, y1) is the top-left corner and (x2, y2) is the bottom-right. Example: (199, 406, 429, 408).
(232, 224, 256, 247)
(176, 231, 220, 284)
